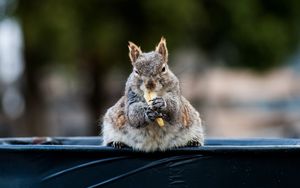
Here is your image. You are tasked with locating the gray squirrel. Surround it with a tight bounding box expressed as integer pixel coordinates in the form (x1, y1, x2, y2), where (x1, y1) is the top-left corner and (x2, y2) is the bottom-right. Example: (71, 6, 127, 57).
(102, 37, 204, 152)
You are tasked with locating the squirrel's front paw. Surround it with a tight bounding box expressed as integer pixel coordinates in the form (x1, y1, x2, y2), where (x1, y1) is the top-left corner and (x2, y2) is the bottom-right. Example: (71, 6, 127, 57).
(145, 107, 160, 122)
(150, 97, 166, 111)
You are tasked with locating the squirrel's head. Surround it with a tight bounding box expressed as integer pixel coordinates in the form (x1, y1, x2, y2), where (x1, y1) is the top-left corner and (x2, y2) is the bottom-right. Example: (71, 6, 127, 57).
(128, 37, 171, 92)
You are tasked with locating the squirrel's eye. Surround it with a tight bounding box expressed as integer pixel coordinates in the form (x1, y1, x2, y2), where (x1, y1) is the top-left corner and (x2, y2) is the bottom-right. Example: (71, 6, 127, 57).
(161, 66, 166, 72)
(134, 70, 139, 75)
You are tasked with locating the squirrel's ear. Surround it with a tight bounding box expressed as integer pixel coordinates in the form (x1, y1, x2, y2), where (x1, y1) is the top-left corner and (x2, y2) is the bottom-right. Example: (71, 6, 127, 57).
(128, 41, 142, 64)
(155, 37, 168, 63)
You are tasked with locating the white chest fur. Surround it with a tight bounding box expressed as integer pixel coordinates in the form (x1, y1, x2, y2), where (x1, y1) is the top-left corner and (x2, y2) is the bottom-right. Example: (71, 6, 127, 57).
(102, 120, 202, 152)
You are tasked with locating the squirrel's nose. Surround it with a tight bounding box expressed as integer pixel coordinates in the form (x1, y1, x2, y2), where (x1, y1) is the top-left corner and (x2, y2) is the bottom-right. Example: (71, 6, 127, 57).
(145, 79, 156, 90)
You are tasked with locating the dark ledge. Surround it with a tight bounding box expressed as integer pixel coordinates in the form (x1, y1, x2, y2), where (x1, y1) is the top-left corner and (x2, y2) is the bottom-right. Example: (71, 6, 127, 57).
(0, 137, 299, 188)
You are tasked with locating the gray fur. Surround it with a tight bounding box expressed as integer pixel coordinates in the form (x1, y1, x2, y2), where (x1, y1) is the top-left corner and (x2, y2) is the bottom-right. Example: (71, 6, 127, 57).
(102, 38, 204, 152)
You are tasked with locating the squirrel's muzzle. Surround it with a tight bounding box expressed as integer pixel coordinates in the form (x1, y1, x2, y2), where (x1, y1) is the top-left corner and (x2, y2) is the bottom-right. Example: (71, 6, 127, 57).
(145, 79, 156, 90)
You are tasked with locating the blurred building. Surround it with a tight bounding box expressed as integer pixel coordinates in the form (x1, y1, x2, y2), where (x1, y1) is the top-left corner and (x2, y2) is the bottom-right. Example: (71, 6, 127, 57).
(175, 50, 300, 138)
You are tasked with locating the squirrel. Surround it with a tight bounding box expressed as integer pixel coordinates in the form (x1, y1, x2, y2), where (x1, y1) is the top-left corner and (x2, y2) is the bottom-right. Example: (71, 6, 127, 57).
(102, 37, 204, 152)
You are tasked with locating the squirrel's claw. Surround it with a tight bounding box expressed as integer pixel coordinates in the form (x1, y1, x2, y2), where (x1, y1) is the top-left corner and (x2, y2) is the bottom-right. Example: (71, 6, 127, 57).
(186, 140, 202, 147)
(149, 97, 166, 111)
(108, 141, 129, 149)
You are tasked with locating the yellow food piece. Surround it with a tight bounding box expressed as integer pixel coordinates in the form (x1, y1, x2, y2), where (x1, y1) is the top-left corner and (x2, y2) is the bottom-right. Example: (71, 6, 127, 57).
(155, 118, 164, 127)
(144, 91, 165, 127)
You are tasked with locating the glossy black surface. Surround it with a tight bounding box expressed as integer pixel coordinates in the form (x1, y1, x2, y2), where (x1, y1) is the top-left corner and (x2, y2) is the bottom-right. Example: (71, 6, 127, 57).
(0, 137, 299, 188)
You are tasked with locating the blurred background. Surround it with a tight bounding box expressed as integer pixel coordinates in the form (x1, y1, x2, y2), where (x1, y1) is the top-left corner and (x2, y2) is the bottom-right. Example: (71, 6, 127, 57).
(0, 0, 300, 138)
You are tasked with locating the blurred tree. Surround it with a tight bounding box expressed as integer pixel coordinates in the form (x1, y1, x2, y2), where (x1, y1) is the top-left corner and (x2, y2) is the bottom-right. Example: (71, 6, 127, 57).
(14, 0, 300, 135)
(16, 0, 300, 71)
(207, 0, 300, 70)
